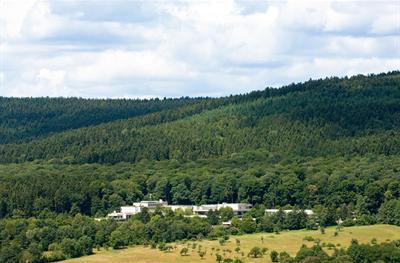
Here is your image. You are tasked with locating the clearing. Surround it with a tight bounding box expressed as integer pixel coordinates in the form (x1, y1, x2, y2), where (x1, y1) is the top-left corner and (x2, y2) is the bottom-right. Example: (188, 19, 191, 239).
(62, 224, 400, 263)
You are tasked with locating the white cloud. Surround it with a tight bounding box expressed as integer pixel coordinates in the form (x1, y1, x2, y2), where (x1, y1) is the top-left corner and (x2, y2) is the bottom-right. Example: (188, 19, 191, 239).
(0, 0, 37, 39)
(370, 13, 400, 35)
(19, 0, 63, 40)
(285, 57, 400, 80)
(71, 49, 194, 83)
(5, 68, 69, 97)
(1, 0, 399, 98)
(38, 68, 65, 86)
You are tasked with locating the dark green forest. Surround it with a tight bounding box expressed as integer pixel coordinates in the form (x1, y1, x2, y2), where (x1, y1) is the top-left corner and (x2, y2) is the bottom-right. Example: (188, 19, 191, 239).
(0, 72, 400, 262)
(0, 96, 215, 144)
(1, 72, 399, 163)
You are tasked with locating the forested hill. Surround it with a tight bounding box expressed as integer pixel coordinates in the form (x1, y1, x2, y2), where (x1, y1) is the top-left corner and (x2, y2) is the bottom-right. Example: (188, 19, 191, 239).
(0, 79, 318, 145)
(0, 96, 214, 144)
(1, 72, 400, 263)
(0, 72, 399, 164)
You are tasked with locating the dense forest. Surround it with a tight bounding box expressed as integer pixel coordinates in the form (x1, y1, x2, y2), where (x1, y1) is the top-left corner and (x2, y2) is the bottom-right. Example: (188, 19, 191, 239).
(0, 96, 215, 144)
(1, 154, 399, 218)
(0, 72, 399, 262)
(0, 73, 399, 163)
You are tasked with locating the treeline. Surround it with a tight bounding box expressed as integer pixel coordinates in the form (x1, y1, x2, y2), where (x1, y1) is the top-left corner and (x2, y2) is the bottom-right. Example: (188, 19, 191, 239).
(267, 239, 400, 262)
(0, 72, 399, 164)
(0, 211, 210, 262)
(0, 154, 399, 221)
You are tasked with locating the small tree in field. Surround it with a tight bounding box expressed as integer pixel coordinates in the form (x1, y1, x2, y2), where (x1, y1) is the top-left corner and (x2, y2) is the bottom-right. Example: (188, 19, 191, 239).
(219, 238, 226, 246)
(198, 250, 206, 259)
(261, 247, 268, 255)
(248, 247, 263, 258)
(165, 245, 173, 252)
(270, 250, 279, 262)
(279, 251, 292, 262)
(235, 246, 240, 253)
(158, 242, 166, 251)
(180, 247, 189, 256)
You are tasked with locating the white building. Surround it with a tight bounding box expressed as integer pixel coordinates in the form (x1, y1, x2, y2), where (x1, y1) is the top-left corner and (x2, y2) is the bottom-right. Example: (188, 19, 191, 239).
(222, 220, 232, 228)
(265, 209, 314, 216)
(193, 203, 251, 216)
(167, 205, 193, 212)
(132, 199, 168, 209)
(107, 199, 167, 220)
(107, 200, 252, 221)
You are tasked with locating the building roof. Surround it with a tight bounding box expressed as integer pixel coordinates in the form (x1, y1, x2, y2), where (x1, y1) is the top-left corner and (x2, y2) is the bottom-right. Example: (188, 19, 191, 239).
(265, 209, 314, 215)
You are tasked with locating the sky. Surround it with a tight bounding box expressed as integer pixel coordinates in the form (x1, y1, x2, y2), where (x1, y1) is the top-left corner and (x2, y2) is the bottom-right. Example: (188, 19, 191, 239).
(0, 0, 399, 98)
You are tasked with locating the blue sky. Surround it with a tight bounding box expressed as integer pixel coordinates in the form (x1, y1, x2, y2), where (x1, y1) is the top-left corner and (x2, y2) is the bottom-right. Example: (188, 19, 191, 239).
(0, 0, 399, 98)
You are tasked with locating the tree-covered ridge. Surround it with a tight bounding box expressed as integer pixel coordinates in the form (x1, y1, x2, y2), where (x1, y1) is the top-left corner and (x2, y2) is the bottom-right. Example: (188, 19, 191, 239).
(0, 72, 399, 164)
(0, 69, 332, 146)
(0, 96, 216, 144)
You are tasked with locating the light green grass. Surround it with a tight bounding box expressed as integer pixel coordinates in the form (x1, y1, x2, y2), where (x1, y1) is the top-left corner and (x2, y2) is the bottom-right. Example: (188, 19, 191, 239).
(62, 224, 400, 263)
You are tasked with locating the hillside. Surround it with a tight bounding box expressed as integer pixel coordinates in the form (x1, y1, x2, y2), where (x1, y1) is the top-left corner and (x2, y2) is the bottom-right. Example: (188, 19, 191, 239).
(0, 96, 213, 144)
(0, 77, 316, 146)
(1, 72, 400, 263)
(0, 72, 399, 164)
(0, 72, 399, 219)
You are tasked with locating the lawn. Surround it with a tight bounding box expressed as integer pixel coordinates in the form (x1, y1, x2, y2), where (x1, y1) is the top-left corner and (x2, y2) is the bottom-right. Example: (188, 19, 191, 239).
(62, 224, 400, 263)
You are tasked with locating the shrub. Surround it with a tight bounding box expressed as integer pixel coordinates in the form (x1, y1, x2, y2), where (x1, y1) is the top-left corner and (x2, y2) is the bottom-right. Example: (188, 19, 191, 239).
(198, 250, 206, 259)
(109, 230, 126, 249)
(248, 247, 263, 258)
(180, 247, 189, 256)
(270, 250, 279, 262)
(78, 235, 93, 255)
(45, 250, 66, 262)
(279, 251, 293, 262)
(60, 238, 83, 258)
(235, 239, 240, 246)
(158, 242, 166, 251)
(303, 236, 314, 242)
(342, 219, 356, 227)
(326, 243, 335, 250)
(261, 247, 268, 255)
(164, 245, 173, 252)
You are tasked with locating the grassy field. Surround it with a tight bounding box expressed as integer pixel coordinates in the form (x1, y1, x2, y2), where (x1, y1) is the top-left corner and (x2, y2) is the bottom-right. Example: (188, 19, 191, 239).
(62, 224, 400, 263)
